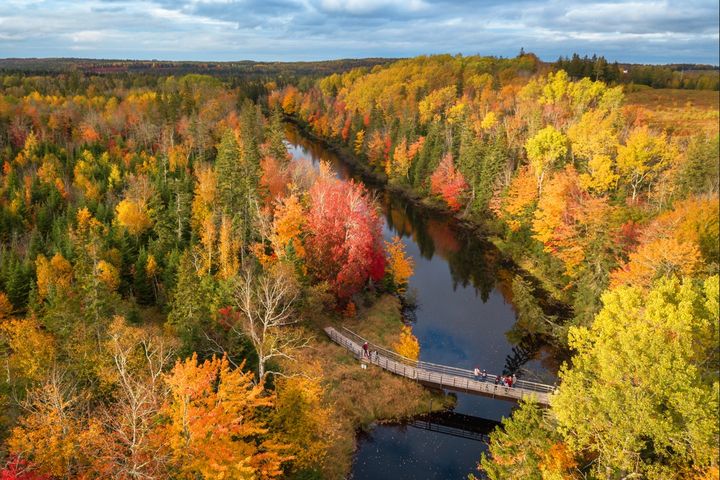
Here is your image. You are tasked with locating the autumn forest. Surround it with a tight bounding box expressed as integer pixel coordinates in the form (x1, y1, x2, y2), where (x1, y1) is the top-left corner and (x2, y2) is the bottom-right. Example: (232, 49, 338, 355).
(0, 50, 718, 480)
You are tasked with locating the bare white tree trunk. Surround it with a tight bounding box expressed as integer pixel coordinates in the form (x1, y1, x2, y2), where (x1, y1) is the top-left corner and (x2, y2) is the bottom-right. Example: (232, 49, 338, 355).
(232, 267, 308, 381)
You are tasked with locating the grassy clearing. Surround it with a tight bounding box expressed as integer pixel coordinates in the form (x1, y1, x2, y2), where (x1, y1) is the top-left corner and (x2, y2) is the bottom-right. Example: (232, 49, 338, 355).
(624, 87, 719, 136)
(288, 294, 452, 478)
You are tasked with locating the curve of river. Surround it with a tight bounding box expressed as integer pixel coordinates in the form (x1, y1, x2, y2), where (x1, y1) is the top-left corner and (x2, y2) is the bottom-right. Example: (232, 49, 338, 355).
(285, 124, 558, 479)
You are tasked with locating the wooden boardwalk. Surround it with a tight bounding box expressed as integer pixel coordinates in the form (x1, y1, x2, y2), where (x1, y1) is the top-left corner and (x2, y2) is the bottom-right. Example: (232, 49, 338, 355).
(324, 326, 555, 406)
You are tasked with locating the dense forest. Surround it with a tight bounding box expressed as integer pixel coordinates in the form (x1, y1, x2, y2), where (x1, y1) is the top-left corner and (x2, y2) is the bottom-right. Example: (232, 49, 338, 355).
(273, 53, 719, 478)
(0, 52, 718, 479)
(0, 71, 435, 479)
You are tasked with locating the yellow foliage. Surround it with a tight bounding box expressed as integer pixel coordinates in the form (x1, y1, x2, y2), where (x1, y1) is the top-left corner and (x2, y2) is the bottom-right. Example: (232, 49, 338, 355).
(394, 325, 420, 360)
(273, 375, 335, 470)
(35, 253, 73, 299)
(0, 317, 55, 383)
(385, 236, 414, 292)
(0, 292, 12, 319)
(116, 198, 153, 235)
(145, 254, 159, 277)
(97, 260, 120, 292)
(218, 215, 240, 279)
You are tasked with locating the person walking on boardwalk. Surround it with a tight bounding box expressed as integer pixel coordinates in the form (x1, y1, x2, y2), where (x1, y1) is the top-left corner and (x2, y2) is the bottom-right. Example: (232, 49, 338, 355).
(362, 341, 369, 358)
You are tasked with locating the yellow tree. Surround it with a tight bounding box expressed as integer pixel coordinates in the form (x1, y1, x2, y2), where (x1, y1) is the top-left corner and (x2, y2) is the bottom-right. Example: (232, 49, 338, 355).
(568, 109, 620, 193)
(272, 374, 335, 472)
(385, 236, 414, 293)
(394, 325, 420, 360)
(161, 354, 286, 480)
(525, 125, 568, 196)
(7, 372, 95, 478)
(616, 127, 670, 203)
(218, 214, 240, 279)
(116, 199, 153, 236)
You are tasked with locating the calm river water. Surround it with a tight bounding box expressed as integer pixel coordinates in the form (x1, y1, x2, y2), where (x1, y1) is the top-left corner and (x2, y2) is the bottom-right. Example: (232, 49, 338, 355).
(285, 125, 558, 479)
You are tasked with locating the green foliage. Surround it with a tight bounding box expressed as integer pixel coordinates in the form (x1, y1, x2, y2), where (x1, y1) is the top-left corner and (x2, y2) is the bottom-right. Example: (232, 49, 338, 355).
(553, 276, 720, 479)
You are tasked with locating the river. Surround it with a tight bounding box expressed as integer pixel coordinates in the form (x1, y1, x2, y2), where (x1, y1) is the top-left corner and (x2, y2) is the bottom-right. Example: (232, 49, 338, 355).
(285, 124, 558, 479)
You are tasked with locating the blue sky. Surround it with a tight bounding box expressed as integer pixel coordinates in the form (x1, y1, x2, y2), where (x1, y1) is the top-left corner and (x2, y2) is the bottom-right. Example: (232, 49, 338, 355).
(1, 0, 718, 64)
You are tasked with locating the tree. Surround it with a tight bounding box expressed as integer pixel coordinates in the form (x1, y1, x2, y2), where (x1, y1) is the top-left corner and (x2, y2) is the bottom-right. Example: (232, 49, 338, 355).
(0, 456, 51, 480)
(476, 399, 577, 480)
(525, 126, 568, 196)
(567, 109, 620, 193)
(393, 325, 419, 360)
(167, 252, 214, 356)
(160, 354, 286, 479)
(267, 107, 289, 163)
(7, 372, 93, 478)
(232, 267, 306, 380)
(429, 153, 468, 211)
(385, 236, 414, 293)
(553, 276, 719, 479)
(116, 199, 153, 236)
(87, 317, 173, 479)
(305, 167, 385, 299)
(272, 375, 335, 473)
(616, 127, 669, 203)
(270, 192, 306, 262)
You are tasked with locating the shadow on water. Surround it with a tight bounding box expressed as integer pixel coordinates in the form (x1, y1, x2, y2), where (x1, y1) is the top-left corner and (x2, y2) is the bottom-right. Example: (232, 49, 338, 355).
(285, 123, 560, 479)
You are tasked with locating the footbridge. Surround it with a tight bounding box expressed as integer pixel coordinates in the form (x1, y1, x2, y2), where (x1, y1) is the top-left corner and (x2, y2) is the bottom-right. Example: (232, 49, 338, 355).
(324, 326, 555, 406)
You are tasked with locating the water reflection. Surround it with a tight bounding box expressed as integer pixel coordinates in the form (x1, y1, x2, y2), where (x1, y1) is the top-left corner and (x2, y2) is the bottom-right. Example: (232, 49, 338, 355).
(285, 123, 557, 479)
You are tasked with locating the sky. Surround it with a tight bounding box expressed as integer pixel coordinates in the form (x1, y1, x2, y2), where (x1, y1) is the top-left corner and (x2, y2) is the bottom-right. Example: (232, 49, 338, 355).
(1, 0, 718, 64)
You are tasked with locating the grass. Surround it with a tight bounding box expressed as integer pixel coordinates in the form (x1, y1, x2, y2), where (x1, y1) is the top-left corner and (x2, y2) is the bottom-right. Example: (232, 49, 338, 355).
(286, 294, 453, 478)
(624, 87, 719, 136)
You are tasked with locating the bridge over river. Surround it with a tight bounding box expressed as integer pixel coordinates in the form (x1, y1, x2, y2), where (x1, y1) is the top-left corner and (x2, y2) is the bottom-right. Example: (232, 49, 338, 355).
(325, 326, 555, 406)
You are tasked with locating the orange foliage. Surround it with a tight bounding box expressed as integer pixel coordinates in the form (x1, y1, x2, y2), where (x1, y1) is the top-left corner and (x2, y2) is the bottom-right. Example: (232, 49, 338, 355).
(501, 166, 538, 231)
(271, 193, 306, 261)
(160, 354, 286, 479)
(261, 156, 290, 203)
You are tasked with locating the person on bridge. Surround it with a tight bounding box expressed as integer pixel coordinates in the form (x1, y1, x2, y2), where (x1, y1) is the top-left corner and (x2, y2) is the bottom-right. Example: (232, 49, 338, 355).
(481, 369, 487, 381)
(473, 367, 480, 379)
(362, 341, 369, 358)
(511, 374, 517, 387)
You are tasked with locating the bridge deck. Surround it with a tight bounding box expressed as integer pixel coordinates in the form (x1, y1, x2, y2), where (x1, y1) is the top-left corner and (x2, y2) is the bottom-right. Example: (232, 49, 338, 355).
(324, 326, 553, 406)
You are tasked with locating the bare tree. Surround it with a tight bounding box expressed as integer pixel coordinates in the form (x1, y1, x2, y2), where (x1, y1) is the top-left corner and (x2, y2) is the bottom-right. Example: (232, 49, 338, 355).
(96, 329, 174, 479)
(232, 267, 308, 380)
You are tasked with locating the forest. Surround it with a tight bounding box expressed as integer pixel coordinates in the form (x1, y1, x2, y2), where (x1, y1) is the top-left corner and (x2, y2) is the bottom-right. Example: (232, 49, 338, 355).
(274, 53, 719, 478)
(0, 52, 718, 479)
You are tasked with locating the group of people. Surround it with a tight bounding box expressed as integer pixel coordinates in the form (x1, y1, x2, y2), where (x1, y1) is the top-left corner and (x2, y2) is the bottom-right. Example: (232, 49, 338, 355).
(474, 367, 517, 388)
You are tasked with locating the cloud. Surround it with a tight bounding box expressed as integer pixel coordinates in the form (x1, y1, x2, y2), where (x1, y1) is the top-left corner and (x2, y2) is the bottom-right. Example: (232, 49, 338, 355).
(0, 0, 717, 63)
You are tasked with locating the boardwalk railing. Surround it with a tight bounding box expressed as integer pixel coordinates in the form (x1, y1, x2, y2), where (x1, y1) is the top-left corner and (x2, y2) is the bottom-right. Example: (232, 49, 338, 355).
(324, 326, 555, 406)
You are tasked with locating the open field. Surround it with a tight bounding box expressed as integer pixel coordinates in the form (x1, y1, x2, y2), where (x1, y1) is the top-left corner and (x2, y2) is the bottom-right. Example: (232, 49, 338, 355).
(624, 87, 719, 136)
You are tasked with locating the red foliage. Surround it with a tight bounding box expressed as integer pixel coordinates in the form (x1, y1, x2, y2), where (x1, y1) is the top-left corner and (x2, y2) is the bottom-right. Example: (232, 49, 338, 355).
(260, 156, 290, 205)
(430, 153, 468, 211)
(1, 456, 50, 480)
(305, 173, 385, 298)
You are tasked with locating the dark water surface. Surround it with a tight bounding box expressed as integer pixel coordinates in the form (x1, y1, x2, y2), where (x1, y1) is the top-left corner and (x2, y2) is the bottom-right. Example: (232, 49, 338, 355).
(285, 125, 557, 479)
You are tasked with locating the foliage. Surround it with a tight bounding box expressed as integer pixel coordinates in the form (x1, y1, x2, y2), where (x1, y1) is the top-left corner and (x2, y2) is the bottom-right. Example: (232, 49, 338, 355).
(476, 399, 577, 480)
(393, 325, 420, 360)
(161, 354, 286, 479)
(553, 276, 720, 479)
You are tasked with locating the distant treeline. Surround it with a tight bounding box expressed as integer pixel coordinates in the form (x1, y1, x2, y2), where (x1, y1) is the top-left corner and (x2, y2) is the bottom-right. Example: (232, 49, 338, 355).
(0, 57, 395, 79)
(556, 53, 720, 90)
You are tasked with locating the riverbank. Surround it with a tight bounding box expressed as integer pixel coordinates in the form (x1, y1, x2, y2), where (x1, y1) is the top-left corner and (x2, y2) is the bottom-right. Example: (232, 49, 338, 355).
(285, 117, 573, 324)
(287, 294, 453, 479)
